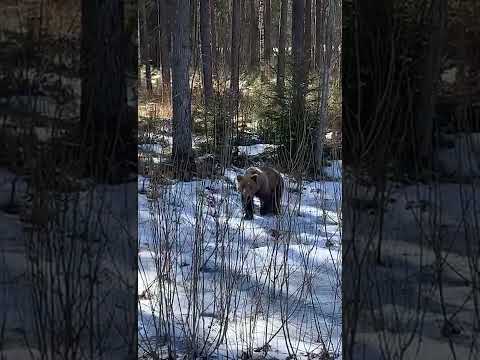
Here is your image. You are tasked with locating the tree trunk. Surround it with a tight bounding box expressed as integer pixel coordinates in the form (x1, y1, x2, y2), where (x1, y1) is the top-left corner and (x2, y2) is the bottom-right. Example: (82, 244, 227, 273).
(210, 0, 218, 75)
(241, 0, 249, 69)
(249, 0, 259, 71)
(138, 15, 142, 64)
(138, 8, 144, 64)
(315, 0, 322, 70)
(150, 4, 161, 67)
(230, 0, 241, 108)
(223, 3, 232, 75)
(314, 0, 334, 174)
(141, 0, 153, 94)
(81, 0, 134, 183)
(159, 0, 172, 102)
(304, 0, 312, 72)
(276, 0, 287, 94)
(291, 0, 306, 159)
(292, 0, 306, 101)
(416, 0, 448, 170)
(171, 0, 194, 180)
(263, 0, 272, 69)
(223, 0, 241, 168)
(191, 0, 200, 71)
(200, 0, 214, 106)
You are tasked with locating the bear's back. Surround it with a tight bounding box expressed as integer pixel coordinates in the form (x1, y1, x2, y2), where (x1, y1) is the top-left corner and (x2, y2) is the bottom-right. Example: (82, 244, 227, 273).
(245, 166, 283, 194)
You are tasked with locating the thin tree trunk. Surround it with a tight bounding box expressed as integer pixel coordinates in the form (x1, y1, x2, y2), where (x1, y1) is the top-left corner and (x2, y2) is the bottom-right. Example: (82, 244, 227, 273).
(138, 10, 143, 64)
(223, 0, 241, 168)
(223, 2, 232, 75)
(241, 0, 249, 69)
(141, 0, 153, 94)
(416, 0, 448, 170)
(138, 14, 142, 64)
(159, 0, 172, 102)
(8, 177, 17, 208)
(292, 0, 306, 101)
(210, 0, 218, 75)
(200, 0, 214, 106)
(292, 0, 306, 158)
(150, 4, 161, 67)
(276, 0, 287, 94)
(191, 0, 200, 71)
(230, 0, 241, 106)
(171, 0, 194, 179)
(249, 0, 259, 71)
(304, 0, 312, 72)
(315, 0, 322, 70)
(314, 0, 334, 174)
(263, 0, 272, 69)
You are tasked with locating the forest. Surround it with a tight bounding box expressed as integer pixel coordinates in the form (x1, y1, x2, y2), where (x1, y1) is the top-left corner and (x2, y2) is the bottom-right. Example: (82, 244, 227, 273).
(137, 0, 342, 359)
(1, 0, 480, 359)
(137, 0, 341, 179)
(343, 1, 480, 359)
(0, 0, 342, 359)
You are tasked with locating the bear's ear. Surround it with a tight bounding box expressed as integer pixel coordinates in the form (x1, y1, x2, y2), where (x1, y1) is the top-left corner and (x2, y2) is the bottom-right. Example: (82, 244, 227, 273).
(251, 174, 258, 183)
(236, 175, 243, 182)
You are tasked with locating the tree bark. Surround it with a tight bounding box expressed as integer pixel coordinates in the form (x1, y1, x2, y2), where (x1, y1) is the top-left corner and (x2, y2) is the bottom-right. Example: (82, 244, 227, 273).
(249, 0, 259, 71)
(171, 0, 194, 179)
(210, 0, 218, 74)
(150, 3, 161, 67)
(230, 0, 241, 109)
(223, 3, 232, 74)
(416, 0, 448, 169)
(81, 0, 134, 183)
(263, 0, 272, 68)
(200, 0, 214, 106)
(315, 0, 323, 70)
(292, 0, 306, 100)
(276, 0, 287, 94)
(158, 0, 172, 102)
(314, 0, 335, 174)
(141, 0, 153, 94)
(305, 0, 312, 72)
(291, 0, 306, 158)
(223, 0, 241, 167)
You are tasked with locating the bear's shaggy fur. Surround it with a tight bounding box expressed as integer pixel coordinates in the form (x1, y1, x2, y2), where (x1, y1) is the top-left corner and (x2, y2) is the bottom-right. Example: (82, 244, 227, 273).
(236, 166, 284, 220)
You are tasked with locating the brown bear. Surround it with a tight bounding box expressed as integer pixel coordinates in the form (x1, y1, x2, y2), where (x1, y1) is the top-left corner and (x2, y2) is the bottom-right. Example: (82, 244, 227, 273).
(236, 166, 284, 220)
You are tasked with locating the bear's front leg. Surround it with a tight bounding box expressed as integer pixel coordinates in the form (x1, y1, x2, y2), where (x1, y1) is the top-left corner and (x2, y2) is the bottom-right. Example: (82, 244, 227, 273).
(273, 192, 281, 215)
(260, 196, 273, 215)
(242, 195, 254, 220)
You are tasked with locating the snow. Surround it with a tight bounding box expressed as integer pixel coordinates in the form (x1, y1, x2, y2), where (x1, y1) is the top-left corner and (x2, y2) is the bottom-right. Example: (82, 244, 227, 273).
(0, 166, 137, 359)
(344, 178, 480, 359)
(323, 160, 342, 180)
(237, 144, 278, 156)
(138, 135, 209, 157)
(139, 140, 171, 155)
(138, 168, 342, 359)
(437, 133, 480, 177)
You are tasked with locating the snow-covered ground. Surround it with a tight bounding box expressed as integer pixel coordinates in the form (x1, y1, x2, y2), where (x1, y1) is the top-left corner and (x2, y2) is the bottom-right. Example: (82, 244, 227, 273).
(323, 160, 342, 180)
(138, 161, 342, 359)
(237, 144, 278, 156)
(344, 176, 480, 359)
(0, 167, 137, 359)
(436, 132, 480, 177)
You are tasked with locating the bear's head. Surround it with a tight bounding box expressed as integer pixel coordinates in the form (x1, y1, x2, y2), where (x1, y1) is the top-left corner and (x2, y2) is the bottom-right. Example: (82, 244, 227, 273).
(236, 174, 259, 201)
